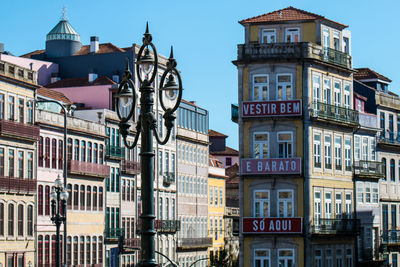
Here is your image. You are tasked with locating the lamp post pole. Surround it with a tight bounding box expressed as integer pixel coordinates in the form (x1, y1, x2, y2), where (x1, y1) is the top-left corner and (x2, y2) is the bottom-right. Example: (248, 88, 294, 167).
(35, 99, 71, 266)
(50, 176, 68, 267)
(116, 24, 182, 267)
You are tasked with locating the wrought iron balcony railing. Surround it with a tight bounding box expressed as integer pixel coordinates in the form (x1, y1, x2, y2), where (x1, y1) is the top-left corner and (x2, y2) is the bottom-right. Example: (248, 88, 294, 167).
(0, 176, 36, 194)
(106, 145, 125, 159)
(104, 227, 125, 239)
(377, 131, 400, 146)
(312, 218, 359, 235)
(0, 119, 40, 141)
(236, 42, 352, 69)
(311, 101, 359, 126)
(177, 237, 213, 249)
(121, 160, 140, 175)
(381, 230, 400, 245)
(163, 172, 175, 184)
(354, 160, 385, 178)
(137, 219, 180, 233)
(67, 160, 110, 178)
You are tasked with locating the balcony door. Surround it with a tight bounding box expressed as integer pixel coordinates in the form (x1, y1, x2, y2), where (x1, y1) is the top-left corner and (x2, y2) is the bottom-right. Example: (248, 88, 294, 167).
(261, 29, 276, 44)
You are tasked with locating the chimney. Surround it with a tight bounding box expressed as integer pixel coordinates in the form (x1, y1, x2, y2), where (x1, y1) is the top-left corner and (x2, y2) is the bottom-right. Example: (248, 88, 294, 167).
(90, 36, 99, 53)
(88, 68, 98, 83)
(51, 72, 60, 83)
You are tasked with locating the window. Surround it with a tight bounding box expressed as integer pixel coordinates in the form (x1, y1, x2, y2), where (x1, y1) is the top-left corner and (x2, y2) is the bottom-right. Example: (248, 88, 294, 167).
(0, 94, 4, 120)
(261, 29, 276, 43)
(17, 204, 23, 236)
(372, 183, 378, 204)
(165, 152, 169, 173)
(278, 191, 293, 217)
(254, 190, 269, 217)
(159, 151, 163, 175)
(81, 141, 86, 162)
(277, 74, 292, 100)
(336, 249, 343, 267)
(314, 192, 321, 226)
(80, 185, 85, 210)
(8, 96, 14, 120)
(92, 237, 97, 263)
(93, 143, 98, 164)
(51, 139, 57, 169)
(345, 193, 352, 218)
(80, 236, 84, 264)
(335, 136, 342, 171)
(313, 74, 321, 103)
(253, 75, 268, 101)
(278, 132, 293, 158)
(362, 137, 368, 160)
(8, 203, 14, 236)
(335, 193, 343, 218)
(391, 159, 395, 182)
(314, 249, 322, 267)
(45, 185, 50, 215)
(370, 139, 376, 161)
(18, 98, 24, 123)
(324, 135, 332, 169)
(220, 188, 223, 206)
(73, 185, 79, 210)
(325, 249, 333, 267)
(38, 185, 43, 215)
(0, 148, 4, 176)
(0, 203, 3, 236)
(357, 182, 364, 203)
(88, 142, 92, 163)
(159, 198, 163, 220)
(380, 112, 385, 130)
(93, 186, 97, 211)
(254, 249, 270, 267)
(285, 28, 299, 42)
(18, 151, 23, 178)
(382, 158, 387, 180)
(9, 149, 14, 177)
(323, 78, 331, 104)
(313, 133, 321, 168)
(325, 192, 332, 218)
(278, 249, 294, 267)
(26, 100, 33, 124)
(345, 248, 353, 267)
(45, 137, 50, 168)
(344, 82, 351, 109)
(254, 132, 268, 158)
(344, 138, 351, 171)
(214, 186, 218, 205)
(87, 186, 91, 210)
(354, 136, 360, 161)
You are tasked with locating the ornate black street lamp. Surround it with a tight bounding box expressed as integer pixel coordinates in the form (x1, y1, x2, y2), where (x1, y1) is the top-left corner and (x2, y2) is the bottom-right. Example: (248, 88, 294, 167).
(50, 175, 69, 267)
(116, 23, 182, 267)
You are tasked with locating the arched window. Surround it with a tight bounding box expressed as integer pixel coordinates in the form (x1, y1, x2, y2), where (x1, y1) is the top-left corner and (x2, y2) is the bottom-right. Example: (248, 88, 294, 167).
(92, 236, 97, 264)
(73, 185, 79, 210)
(17, 204, 23, 236)
(99, 187, 103, 211)
(38, 235, 43, 265)
(67, 184, 72, 209)
(80, 185, 85, 210)
(38, 185, 43, 215)
(45, 185, 50, 215)
(86, 236, 91, 264)
(382, 158, 387, 180)
(93, 186, 97, 211)
(39, 136, 44, 167)
(52, 138, 57, 169)
(27, 205, 33, 236)
(58, 140, 63, 170)
(45, 137, 50, 168)
(390, 159, 396, 182)
(87, 186, 91, 210)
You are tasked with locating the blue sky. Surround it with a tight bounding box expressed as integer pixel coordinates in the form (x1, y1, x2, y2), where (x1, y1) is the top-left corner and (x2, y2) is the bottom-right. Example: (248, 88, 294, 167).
(1, 0, 400, 149)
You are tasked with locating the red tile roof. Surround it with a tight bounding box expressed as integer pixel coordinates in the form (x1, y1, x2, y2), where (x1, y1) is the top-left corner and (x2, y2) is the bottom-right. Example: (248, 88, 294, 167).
(239, 6, 347, 28)
(21, 49, 45, 58)
(354, 68, 392, 83)
(209, 129, 228, 138)
(209, 154, 223, 168)
(37, 87, 73, 104)
(74, 43, 126, 55)
(45, 76, 115, 88)
(211, 146, 238, 156)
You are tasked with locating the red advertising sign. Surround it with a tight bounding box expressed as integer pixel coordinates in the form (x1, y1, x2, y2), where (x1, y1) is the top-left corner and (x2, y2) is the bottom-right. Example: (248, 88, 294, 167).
(242, 217, 302, 234)
(242, 100, 302, 117)
(241, 158, 301, 175)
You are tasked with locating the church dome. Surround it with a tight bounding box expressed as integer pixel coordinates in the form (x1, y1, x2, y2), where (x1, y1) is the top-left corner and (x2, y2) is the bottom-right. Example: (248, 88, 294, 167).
(46, 19, 80, 42)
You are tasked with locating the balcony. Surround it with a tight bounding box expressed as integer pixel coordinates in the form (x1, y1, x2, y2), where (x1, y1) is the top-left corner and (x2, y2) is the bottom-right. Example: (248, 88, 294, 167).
(67, 160, 110, 178)
(123, 238, 140, 250)
(236, 42, 352, 69)
(354, 160, 385, 179)
(0, 176, 36, 194)
(137, 219, 180, 233)
(377, 131, 400, 149)
(177, 238, 213, 250)
(104, 227, 124, 241)
(106, 145, 125, 160)
(163, 172, 175, 185)
(122, 160, 140, 175)
(310, 101, 359, 127)
(0, 120, 39, 141)
(312, 218, 360, 235)
(381, 230, 400, 247)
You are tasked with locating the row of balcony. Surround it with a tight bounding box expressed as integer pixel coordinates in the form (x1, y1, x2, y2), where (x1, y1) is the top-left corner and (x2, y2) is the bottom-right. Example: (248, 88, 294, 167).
(381, 230, 400, 245)
(236, 42, 352, 69)
(312, 218, 360, 235)
(0, 176, 37, 194)
(136, 219, 181, 233)
(121, 237, 213, 250)
(0, 119, 40, 141)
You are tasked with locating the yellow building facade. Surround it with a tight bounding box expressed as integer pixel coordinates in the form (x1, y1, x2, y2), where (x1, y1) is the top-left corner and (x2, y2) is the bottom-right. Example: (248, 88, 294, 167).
(0, 60, 39, 266)
(235, 7, 357, 267)
(208, 156, 226, 262)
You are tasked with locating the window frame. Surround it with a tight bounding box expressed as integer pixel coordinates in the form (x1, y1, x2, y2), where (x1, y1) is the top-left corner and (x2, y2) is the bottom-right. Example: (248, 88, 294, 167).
(252, 74, 269, 101)
(277, 190, 294, 217)
(253, 190, 270, 217)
